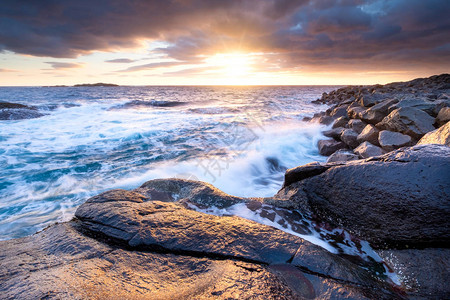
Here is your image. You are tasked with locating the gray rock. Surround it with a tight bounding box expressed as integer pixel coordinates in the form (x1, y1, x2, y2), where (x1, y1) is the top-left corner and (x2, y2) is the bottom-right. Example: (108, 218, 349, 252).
(377, 248, 450, 299)
(135, 178, 244, 208)
(331, 116, 348, 128)
(354, 142, 384, 158)
(435, 106, 450, 126)
(388, 98, 438, 116)
(340, 129, 360, 148)
(347, 105, 366, 119)
(326, 149, 359, 163)
(279, 144, 450, 248)
(377, 107, 435, 139)
(0, 223, 300, 299)
(348, 119, 366, 134)
(322, 127, 345, 140)
(360, 99, 399, 124)
(359, 93, 386, 107)
(357, 124, 380, 146)
(418, 121, 450, 146)
(0, 103, 44, 120)
(317, 139, 346, 156)
(378, 130, 413, 151)
(330, 106, 348, 118)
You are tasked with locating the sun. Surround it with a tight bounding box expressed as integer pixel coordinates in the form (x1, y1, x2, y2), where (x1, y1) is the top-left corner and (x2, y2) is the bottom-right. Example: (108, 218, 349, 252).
(206, 53, 253, 78)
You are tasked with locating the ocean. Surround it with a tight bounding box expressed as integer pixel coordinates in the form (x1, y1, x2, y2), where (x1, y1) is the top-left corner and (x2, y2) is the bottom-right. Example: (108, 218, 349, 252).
(0, 85, 336, 241)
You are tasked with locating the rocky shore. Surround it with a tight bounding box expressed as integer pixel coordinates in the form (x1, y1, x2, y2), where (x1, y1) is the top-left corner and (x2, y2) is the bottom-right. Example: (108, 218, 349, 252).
(1, 75, 449, 299)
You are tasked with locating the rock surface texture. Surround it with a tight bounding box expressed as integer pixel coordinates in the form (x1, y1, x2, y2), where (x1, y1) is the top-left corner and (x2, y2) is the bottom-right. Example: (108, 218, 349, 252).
(0, 179, 405, 299)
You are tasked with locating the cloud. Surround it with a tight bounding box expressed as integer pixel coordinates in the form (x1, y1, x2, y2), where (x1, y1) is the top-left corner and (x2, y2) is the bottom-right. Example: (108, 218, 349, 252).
(105, 58, 137, 63)
(45, 62, 84, 69)
(118, 61, 189, 72)
(0, 68, 17, 72)
(0, 0, 449, 72)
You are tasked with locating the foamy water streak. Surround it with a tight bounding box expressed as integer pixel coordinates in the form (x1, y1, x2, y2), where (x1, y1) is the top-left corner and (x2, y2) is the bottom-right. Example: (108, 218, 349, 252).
(0, 85, 335, 240)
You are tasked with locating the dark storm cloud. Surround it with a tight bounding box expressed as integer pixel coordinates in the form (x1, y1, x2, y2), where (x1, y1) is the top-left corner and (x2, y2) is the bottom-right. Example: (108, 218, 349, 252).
(1, 0, 449, 71)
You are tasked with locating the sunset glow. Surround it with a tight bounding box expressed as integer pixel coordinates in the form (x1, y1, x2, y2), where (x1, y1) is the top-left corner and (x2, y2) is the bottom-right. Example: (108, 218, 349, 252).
(0, 1, 449, 86)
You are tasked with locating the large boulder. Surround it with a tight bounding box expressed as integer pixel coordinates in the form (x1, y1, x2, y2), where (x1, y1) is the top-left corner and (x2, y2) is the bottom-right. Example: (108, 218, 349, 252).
(326, 149, 359, 163)
(387, 98, 438, 116)
(436, 107, 450, 126)
(360, 99, 399, 125)
(0, 179, 404, 299)
(377, 107, 435, 139)
(278, 144, 450, 249)
(357, 124, 380, 146)
(331, 116, 349, 128)
(340, 129, 360, 148)
(354, 141, 384, 158)
(348, 119, 366, 134)
(322, 127, 345, 140)
(378, 130, 413, 151)
(317, 139, 346, 156)
(417, 121, 450, 146)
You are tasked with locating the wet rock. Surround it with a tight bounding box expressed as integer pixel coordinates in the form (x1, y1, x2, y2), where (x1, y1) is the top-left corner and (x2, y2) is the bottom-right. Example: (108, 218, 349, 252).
(435, 106, 450, 126)
(76, 199, 301, 264)
(135, 178, 244, 208)
(322, 127, 345, 140)
(360, 99, 399, 125)
(377, 107, 435, 139)
(280, 144, 450, 248)
(357, 124, 380, 146)
(377, 248, 450, 299)
(348, 119, 366, 134)
(0, 223, 298, 299)
(326, 149, 359, 163)
(0, 102, 44, 120)
(317, 139, 346, 156)
(340, 129, 360, 148)
(331, 116, 348, 128)
(378, 130, 413, 151)
(354, 142, 384, 158)
(417, 121, 450, 146)
(283, 162, 330, 188)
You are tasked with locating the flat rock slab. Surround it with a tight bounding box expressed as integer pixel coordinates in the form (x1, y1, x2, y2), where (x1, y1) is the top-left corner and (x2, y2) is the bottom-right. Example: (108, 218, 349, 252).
(280, 144, 450, 249)
(75, 194, 302, 264)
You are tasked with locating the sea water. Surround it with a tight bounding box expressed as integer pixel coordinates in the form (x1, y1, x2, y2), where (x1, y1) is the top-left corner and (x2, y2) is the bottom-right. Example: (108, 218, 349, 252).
(0, 85, 335, 240)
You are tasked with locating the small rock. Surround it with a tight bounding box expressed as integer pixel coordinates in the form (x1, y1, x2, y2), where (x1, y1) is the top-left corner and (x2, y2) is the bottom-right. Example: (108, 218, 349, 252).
(377, 107, 435, 139)
(354, 142, 384, 158)
(359, 99, 399, 124)
(357, 124, 380, 146)
(331, 116, 348, 129)
(347, 119, 366, 134)
(346, 105, 366, 119)
(378, 130, 413, 151)
(435, 107, 450, 127)
(330, 105, 348, 118)
(317, 139, 346, 156)
(340, 129, 359, 148)
(326, 150, 359, 163)
(322, 127, 345, 140)
(418, 121, 450, 146)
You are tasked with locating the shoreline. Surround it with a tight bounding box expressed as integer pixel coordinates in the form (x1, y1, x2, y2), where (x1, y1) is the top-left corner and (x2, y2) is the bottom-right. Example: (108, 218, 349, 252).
(0, 74, 449, 299)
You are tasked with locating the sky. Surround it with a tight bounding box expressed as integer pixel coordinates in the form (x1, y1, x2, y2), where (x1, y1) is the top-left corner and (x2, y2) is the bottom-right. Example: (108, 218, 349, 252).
(0, 0, 449, 86)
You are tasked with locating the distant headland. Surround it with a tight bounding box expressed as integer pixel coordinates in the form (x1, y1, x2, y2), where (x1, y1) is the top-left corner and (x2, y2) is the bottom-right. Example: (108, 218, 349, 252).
(44, 83, 119, 87)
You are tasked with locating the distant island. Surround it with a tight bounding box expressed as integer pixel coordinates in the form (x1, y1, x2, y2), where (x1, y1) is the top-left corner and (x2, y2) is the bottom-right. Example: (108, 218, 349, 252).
(44, 83, 119, 87)
(74, 83, 119, 87)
